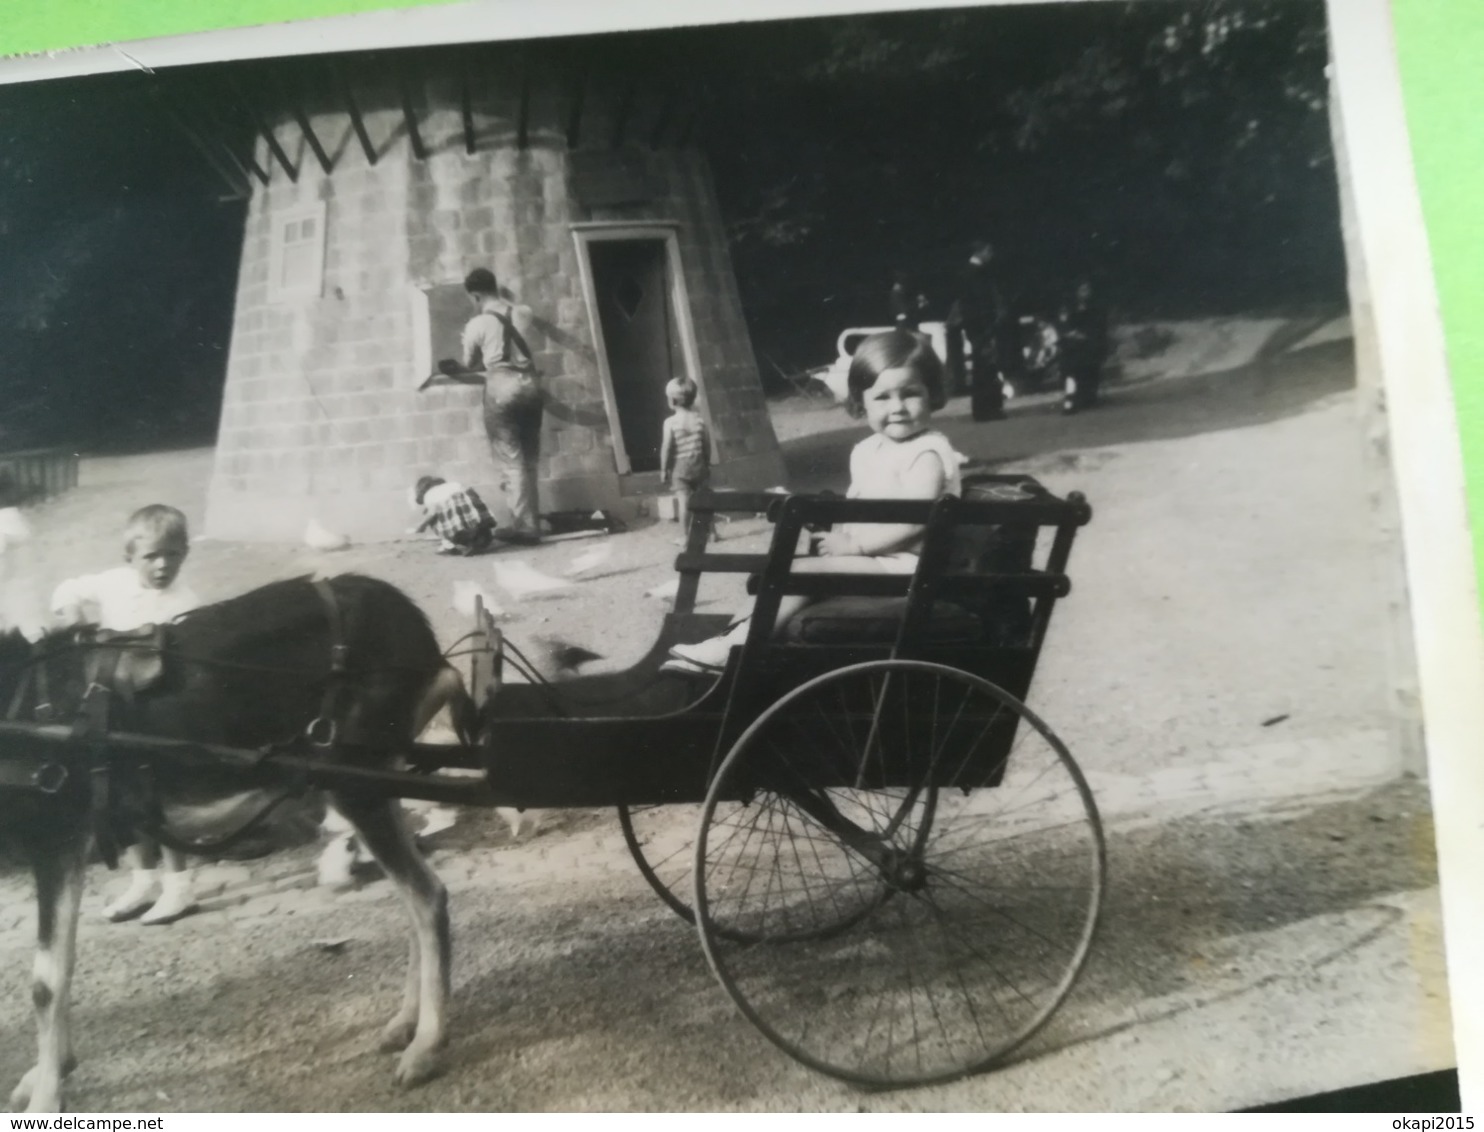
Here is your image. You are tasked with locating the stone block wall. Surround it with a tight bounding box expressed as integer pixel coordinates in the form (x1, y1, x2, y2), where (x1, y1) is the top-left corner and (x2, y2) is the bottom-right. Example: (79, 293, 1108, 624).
(205, 71, 782, 541)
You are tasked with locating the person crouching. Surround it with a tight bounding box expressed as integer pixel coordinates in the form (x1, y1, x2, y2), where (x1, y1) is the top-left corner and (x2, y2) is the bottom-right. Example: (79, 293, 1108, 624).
(412, 475, 497, 556)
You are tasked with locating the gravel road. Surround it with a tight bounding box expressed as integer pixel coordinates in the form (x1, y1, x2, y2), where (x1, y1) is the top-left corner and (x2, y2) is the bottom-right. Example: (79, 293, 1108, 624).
(0, 337, 1452, 1111)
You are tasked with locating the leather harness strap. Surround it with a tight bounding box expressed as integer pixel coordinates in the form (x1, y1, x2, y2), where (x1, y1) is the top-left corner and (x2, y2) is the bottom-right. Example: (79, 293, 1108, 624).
(313, 578, 349, 675)
(0, 580, 353, 854)
(7, 649, 55, 724)
(71, 665, 122, 869)
(6, 662, 33, 721)
(308, 578, 349, 747)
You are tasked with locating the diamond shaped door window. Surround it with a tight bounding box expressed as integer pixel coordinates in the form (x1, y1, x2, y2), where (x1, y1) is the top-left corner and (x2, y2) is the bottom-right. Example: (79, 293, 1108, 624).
(614, 275, 645, 320)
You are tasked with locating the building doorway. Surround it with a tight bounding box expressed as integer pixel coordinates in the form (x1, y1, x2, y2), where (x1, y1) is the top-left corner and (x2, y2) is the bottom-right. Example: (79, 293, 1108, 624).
(587, 238, 681, 472)
(575, 225, 705, 477)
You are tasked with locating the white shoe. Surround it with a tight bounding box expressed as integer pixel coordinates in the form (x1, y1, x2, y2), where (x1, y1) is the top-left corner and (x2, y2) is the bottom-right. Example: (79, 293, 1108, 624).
(140, 873, 197, 925)
(496, 807, 540, 840)
(416, 805, 458, 839)
(317, 835, 358, 892)
(660, 655, 722, 678)
(104, 869, 159, 923)
(667, 636, 732, 671)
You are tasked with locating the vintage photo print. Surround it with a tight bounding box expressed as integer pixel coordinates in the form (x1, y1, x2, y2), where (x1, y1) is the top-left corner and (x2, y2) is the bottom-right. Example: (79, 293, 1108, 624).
(0, 0, 1473, 1113)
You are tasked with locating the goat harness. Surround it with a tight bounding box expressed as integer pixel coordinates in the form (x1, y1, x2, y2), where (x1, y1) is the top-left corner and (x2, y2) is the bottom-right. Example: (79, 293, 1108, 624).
(0, 579, 355, 863)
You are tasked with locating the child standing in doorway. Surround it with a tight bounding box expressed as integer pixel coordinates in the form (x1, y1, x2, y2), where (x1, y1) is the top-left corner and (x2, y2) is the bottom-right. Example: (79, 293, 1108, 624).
(664, 329, 960, 675)
(51, 504, 202, 925)
(659, 376, 718, 547)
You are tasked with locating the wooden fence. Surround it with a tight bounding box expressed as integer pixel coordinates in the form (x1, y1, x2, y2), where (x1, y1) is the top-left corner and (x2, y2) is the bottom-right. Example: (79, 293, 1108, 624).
(0, 447, 80, 502)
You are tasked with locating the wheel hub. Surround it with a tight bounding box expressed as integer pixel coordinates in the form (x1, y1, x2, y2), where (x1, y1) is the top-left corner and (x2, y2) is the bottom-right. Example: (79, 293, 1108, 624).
(879, 846, 928, 893)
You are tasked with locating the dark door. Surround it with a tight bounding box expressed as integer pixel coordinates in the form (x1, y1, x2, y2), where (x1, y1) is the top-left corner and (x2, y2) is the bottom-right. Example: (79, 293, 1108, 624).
(589, 239, 680, 473)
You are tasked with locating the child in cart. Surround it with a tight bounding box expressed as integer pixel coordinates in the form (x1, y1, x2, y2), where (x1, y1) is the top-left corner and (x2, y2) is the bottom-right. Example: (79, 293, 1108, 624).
(51, 504, 203, 924)
(411, 475, 498, 555)
(664, 329, 960, 675)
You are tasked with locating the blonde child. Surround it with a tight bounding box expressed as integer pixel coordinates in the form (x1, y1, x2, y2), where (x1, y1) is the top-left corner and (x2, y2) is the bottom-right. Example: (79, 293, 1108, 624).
(659, 377, 718, 547)
(664, 329, 960, 674)
(51, 504, 202, 925)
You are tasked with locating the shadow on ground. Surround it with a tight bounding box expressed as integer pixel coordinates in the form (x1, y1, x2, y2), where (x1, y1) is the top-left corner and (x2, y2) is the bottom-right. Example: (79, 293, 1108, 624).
(4, 776, 1433, 1112)
(780, 340, 1356, 493)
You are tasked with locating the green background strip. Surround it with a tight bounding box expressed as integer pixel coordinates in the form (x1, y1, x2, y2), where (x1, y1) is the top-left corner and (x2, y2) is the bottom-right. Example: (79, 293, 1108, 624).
(0, 0, 450, 57)
(1392, 0, 1483, 603)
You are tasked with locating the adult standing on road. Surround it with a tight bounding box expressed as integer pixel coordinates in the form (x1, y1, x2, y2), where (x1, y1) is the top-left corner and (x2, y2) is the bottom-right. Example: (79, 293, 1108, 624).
(1058, 279, 1110, 415)
(438, 267, 545, 544)
(951, 240, 1011, 422)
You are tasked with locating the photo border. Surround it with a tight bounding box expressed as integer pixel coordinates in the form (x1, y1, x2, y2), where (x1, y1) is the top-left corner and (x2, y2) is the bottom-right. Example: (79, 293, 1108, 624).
(1, 0, 1478, 1111)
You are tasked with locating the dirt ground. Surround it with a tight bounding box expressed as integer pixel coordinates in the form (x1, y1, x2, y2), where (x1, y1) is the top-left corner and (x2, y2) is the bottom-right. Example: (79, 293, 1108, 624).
(0, 330, 1452, 1112)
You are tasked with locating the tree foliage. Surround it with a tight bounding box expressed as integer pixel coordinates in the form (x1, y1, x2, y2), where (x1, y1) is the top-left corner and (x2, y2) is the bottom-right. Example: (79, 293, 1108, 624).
(691, 0, 1341, 377)
(0, 4, 1343, 446)
(0, 76, 243, 450)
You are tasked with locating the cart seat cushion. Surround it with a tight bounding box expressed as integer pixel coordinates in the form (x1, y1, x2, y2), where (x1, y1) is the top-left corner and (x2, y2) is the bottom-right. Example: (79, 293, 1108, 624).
(782, 596, 982, 646)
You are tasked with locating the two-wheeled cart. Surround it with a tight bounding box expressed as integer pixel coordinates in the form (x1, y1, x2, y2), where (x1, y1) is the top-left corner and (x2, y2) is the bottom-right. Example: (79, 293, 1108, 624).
(0, 474, 1101, 1090)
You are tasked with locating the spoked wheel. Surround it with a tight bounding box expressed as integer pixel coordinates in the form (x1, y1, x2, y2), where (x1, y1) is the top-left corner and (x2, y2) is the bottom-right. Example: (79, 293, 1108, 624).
(694, 659, 1105, 1088)
(620, 799, 884, 943)
(618, 802, 706, 926)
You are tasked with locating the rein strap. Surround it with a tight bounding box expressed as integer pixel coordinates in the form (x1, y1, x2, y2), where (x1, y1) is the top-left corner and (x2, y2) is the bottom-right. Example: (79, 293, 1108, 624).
(308, 579, 349, 747)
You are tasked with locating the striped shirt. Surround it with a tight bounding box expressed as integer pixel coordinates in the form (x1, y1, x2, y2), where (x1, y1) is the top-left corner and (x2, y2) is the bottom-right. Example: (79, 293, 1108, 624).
(661, 410, 711, 486)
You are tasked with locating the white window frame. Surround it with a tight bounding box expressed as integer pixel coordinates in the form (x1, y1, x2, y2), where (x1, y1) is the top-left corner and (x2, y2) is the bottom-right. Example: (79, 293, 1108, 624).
(267, 201, 327, 303)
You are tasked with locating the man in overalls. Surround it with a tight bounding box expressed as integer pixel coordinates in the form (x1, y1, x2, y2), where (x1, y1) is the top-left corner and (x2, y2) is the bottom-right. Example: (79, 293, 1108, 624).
(441, 268, 544, 543)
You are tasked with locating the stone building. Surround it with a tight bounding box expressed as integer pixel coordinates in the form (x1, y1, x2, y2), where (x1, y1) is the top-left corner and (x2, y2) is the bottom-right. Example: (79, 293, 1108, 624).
(196, 45, 784, 541)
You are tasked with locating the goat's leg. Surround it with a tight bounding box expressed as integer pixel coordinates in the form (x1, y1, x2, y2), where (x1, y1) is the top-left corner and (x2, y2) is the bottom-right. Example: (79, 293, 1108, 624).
(376, 934, 421, 1054)
(11, 830, 87, 1113)
(331, 792, 449, 1088)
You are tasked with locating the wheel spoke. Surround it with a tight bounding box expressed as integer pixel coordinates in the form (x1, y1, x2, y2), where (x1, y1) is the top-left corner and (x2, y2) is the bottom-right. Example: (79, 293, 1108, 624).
(923, 863, 1075, 960)
(695, 660, 1104, 1088)
(917, 882, 1043, 1011)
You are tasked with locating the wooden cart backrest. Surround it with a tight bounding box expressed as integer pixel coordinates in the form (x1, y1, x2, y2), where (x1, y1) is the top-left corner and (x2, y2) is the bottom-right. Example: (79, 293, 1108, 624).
(672, 477, 1091, 660)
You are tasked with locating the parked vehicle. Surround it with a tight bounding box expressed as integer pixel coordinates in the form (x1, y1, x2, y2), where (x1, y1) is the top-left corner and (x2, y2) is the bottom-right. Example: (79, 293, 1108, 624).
(817, 321, 953, 403)
(1007, 313, 1062, 397)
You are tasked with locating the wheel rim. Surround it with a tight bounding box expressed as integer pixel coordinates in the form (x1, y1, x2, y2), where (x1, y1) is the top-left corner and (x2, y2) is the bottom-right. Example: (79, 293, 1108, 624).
(619, 802, 781, 942)
(619, 802, 704, 925)
(694, 659, 1106, 1088)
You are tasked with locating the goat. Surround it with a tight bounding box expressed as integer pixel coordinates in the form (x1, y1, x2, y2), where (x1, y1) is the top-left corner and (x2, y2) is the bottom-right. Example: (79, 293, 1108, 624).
(0, 574, 475, 1111)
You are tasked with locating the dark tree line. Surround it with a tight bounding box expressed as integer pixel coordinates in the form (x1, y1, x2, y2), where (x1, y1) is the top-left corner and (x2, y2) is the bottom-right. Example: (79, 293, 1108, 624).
(684, 0, 1342, 380)
(0, 79, 244, 452)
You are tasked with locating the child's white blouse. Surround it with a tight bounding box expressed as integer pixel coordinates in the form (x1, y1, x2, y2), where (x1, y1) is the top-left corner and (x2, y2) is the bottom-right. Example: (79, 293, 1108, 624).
(847, 430, 963, 501)
(838, 429, 964, 568)
(51, 567, 202, 632)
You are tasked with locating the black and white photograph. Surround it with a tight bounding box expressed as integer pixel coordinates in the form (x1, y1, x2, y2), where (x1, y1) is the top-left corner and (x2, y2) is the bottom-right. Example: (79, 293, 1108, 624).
(0, 0, 1465, 1113)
